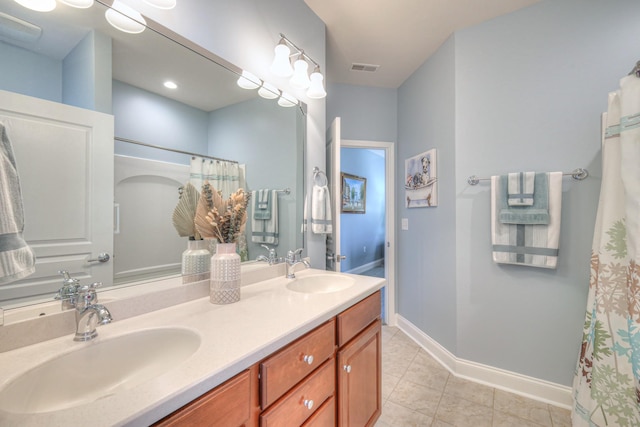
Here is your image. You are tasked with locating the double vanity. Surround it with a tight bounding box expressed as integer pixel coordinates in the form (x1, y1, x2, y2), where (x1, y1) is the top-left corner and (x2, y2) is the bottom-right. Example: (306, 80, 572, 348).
(0, 266, 384, 426)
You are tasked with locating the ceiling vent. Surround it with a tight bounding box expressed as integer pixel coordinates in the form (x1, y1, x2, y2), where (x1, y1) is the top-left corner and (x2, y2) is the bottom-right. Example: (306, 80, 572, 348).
(0, 12, 42, 44)
(351, 63, 379, 73)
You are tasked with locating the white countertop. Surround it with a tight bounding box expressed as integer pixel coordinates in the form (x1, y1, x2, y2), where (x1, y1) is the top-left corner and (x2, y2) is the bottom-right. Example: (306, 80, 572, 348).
(0, 269, 384, 426)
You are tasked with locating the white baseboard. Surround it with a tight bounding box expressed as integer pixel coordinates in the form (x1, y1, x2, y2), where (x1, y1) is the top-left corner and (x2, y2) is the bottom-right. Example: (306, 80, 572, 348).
(396, 315, 572, 409)
(345, 258, 384, 275)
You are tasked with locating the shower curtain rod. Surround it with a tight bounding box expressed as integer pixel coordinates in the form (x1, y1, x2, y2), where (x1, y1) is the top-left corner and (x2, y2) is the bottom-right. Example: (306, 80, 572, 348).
(467, 168, 589, 185)
(114, 136, 239, 164)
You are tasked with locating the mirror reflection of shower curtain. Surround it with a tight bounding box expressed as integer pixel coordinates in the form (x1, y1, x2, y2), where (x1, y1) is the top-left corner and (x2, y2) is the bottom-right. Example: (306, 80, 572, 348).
(572, 75, 640, 426)
(190, 157, 245, 199)
(189, 157, 248, 259)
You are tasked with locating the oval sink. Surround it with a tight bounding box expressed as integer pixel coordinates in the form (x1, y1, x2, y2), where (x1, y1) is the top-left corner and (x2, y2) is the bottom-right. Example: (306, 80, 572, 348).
(286, 274, 355, 294)
(0, 327, 200, 414)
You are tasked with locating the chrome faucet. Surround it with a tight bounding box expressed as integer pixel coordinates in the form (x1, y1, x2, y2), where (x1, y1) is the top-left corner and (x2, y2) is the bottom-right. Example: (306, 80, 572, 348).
(256, 244, 283, 265)
(285, 248, 310, 279)
(54, 270, 80, 310)
(74, 282, 112, 342)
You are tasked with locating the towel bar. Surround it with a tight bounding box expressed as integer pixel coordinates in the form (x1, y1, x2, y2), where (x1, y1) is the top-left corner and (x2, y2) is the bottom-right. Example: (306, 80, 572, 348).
(467, 168, 589, 186)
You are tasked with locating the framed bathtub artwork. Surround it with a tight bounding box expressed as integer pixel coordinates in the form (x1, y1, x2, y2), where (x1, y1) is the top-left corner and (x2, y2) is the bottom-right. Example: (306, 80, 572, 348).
(405, 149, 438, 208)
(341, 172, 367, 213)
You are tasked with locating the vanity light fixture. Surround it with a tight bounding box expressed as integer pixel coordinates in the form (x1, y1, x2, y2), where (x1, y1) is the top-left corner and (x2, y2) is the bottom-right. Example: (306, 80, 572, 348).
(307, 66, 327, 99)
(163, 81, 177, 89)
(105, 0, 146, 34)
(236, 70, 261, 90)
(270, 38, 293, 77)
(277, 92, 298, 108)
(143, 0, 176, 9)
(270, 33, 326, 99)
(258, 82, 279, 99)
(290, 54, 311, 89)
(59, 0, 94, 8)
(13, 0, 56, 12)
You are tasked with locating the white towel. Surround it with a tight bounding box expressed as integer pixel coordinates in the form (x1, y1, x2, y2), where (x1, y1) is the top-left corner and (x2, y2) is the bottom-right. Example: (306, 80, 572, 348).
(311, 185, 332, 234)
(0, 123, 36, 285)
(251, 189, 279, 245)
(507, 171, 535, 206)
(491, 172, 562, 269)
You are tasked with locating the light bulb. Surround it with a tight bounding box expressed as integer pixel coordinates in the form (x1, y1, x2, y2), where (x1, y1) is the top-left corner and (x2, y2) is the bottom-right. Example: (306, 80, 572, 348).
(258, 82, 279, 99)
(164, 81, 177, 89)
(277, 92, 298, 108)
(290, 57, 311, 89)
(270, 43, 293, 77)
(307, 69, 326, 99)
(105, 1, 146, 34)
(143, 0, 176, 9)
(59, 0, 94, 8)
(13, 0, 56, 12)
(236, 71, 261, 90)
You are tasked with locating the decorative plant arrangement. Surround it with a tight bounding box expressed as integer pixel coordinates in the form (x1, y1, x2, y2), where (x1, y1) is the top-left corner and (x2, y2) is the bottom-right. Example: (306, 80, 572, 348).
(171, 182, 201, 239)
(193, 182, 251, 305)
(194, 183, 251, 244)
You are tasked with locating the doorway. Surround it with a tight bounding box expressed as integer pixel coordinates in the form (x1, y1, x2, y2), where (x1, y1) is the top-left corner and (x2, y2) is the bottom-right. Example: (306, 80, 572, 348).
(341, 140, 396, 326)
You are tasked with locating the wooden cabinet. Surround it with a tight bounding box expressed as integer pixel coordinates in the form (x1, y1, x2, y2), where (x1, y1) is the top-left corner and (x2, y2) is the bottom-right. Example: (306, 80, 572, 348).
(152, 290, 381, 427)
(337, 319, 382, 427)
(260, 358, 335, 427)
(154, 365, 259, 427)
(260, 319, 336, 408)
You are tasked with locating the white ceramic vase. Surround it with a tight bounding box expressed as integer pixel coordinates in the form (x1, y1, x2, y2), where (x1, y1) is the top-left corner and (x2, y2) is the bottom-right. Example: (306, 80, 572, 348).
(210, 242, 241, 304)
(181, 239, 210, 284)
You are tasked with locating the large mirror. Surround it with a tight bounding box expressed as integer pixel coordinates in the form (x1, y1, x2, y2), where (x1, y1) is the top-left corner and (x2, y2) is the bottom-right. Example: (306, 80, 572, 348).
(0, 0, 305, 313)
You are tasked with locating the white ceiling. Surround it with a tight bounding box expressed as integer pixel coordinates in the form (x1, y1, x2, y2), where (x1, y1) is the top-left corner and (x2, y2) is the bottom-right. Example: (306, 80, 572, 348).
(304, 0, 540, 88)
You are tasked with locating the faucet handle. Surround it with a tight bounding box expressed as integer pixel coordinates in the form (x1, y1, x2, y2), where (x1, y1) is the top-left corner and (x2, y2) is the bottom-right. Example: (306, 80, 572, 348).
(77, 282, 101, 306)
(54, 270, 80, 301)
(261, 244, 277, 260)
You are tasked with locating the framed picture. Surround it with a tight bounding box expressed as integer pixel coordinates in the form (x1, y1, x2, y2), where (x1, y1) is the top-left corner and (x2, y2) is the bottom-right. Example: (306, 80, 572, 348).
(405, 149, 437, 208)
(341, 172, 367, 213)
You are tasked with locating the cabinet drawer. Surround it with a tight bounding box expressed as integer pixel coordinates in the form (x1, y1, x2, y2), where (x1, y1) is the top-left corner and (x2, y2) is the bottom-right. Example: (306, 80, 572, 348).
(260, 319, 336, 408)
(154, 369, 252, 427)
(337, 291, 380, 347)
(260, 358, 335, 427)
(302, 395, 336, 427)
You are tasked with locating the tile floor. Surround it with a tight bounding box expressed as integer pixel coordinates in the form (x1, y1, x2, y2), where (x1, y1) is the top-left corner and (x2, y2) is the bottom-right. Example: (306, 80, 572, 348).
(375, 326, 572, 427)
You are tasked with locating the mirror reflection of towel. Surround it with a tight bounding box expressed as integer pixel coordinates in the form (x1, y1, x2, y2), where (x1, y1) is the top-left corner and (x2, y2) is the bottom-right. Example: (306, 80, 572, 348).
(0, 123, 36, 285)
(253, 189, 271, 220)
(251, 190, 278, 245)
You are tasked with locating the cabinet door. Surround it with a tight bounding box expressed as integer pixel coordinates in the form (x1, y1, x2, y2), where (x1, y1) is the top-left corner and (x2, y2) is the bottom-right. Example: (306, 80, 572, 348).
(337, 319, 381, 427)
(154, 368, 256, 427)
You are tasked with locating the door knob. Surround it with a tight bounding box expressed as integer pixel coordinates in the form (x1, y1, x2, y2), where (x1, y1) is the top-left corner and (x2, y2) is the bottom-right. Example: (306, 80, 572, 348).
(87, 253, 110, 263)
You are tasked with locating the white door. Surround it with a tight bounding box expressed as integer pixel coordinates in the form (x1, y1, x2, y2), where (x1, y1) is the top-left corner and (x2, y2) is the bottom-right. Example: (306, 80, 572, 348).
(326, 118, 345, 271)
(0, 90, 114, 303)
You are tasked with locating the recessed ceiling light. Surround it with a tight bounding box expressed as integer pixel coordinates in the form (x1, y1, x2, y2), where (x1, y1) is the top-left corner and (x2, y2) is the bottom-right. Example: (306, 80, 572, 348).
(164, 81, 177, 89)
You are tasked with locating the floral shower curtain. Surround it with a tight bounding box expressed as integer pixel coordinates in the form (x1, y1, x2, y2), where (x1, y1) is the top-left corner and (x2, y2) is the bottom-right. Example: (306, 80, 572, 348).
(573, 74, 640, 426)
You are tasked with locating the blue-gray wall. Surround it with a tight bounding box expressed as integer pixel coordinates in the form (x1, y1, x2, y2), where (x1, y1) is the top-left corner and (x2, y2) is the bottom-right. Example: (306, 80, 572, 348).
(398, 0, 640, 386)
(331, 0, 640, 387)
(0, 41, 61, 102)
(340, 148, 386, 272)
(327, 83, 397, 142)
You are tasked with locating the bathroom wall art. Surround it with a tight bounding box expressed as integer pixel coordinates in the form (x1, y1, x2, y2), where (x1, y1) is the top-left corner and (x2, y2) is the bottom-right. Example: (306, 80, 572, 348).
(405, 149, 438, 208)
(341, 172, 367, 213)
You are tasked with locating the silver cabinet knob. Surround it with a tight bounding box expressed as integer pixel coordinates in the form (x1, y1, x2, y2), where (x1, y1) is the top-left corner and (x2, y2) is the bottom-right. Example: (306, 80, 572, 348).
(303, 354, 314, 365)
(343, 364, 352, 373)
(303, 399, 314, 410)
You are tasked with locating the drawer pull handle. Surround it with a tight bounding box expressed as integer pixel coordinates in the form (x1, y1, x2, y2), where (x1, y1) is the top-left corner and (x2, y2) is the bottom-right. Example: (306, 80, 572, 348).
(343, 364, 352, 373)
(303, 354, 314, 365)
(303, 399, 314, 410)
